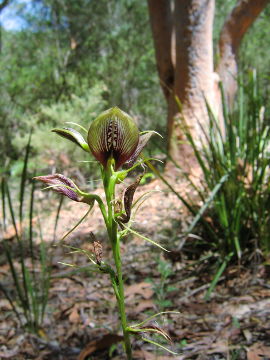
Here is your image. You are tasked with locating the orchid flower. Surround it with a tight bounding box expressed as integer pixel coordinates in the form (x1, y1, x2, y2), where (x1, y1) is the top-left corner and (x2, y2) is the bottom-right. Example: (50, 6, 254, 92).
(34, 107, 174, 359)
(52, 107, 154, 170)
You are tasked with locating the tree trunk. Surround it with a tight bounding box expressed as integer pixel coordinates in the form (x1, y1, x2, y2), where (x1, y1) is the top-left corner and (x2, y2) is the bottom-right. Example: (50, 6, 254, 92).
(216, 0, 270, 107)
(147, 0, 174, 103)
(148, 0, 216, 165)
(148, 0, 270, 166)
(171, 0, 216, 162)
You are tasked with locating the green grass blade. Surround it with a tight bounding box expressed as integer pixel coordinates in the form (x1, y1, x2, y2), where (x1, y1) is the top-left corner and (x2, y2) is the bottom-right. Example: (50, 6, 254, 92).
(1, 178, 7, 231)
(60, 205, 93, 242)
(130, 311, 180, 328)
(39, 239, 50, 324)
(5, 182, 20, 241)
(185, 174, 228, 235)
(141, 337, 178, 355)
(53, 195, 64, 243)
(19, 132, 32, 225)
(6, 181, 30, 314)
(144, 160, 196, 215)
(2, 240, 27, 312)
(0, 282, 22, 326)
(24, 267, 38, 331)
(204, 252, 233, 301)
(122, 224, 169, 252)
(29, 179, 35, 267)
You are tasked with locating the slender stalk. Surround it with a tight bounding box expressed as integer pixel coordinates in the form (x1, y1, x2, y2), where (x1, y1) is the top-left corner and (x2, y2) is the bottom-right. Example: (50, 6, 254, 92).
(112, 225, 132, 359)
(103, 165, 132, 360)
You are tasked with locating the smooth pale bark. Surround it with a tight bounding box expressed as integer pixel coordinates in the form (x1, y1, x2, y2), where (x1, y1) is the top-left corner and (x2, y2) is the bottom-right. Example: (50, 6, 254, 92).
(217, 0, 270, 107)
(148, 0, 270, 165)
(171, 0, 216, 160)
(148, 0, 216, 163)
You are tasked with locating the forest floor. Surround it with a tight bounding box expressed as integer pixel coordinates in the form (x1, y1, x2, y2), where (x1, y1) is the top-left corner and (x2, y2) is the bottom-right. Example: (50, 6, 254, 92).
(0, 171, 270, 360)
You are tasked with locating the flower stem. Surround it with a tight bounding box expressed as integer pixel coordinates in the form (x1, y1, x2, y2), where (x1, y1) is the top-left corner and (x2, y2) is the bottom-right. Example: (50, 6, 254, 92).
(103, 166, 132, 360)
(113, 228, 132, 359)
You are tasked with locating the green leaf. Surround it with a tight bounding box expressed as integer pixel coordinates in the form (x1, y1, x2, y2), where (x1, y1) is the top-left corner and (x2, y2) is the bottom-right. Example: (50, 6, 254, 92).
(60, 205, 94, 242)
(121, 224, 170, 252)
(141, 337, 178, 355)
(130, 311, 180, 329)
(52, 127, 90, 152)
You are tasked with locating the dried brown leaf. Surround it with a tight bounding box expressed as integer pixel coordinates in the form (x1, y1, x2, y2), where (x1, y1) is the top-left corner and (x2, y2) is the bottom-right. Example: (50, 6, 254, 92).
(0, 346, 20, 358)
(78, 333, 123, 360)
(118, 175, 143, 223)
(125, 282, 153, 300)
(133, 349, 173, 360)
(69, 307, 80, 324)
(134, 299, 155, 313)
(247, 343, 270, 360)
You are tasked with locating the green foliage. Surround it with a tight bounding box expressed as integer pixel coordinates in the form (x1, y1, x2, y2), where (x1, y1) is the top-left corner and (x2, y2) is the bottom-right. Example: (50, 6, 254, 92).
(156, 71, 270, 297)
(0, 0, 166, 173)
(240, 5, 270, 93)
(177, 71, 270, 258)
(147, 257, 176, 311)
(140, 172, 155, 185)
(37, 107, 176, 358)
(2, 0, 269, 176)
(13, 82, 107, 173)
(0, 138, 60, 332)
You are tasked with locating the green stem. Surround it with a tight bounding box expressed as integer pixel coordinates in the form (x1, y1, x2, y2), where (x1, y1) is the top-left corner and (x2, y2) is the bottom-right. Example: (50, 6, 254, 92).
(103, 166, 132, 360)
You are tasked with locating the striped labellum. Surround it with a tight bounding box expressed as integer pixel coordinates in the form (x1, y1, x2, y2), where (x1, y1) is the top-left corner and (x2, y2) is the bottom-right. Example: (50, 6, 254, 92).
(87, 107, 139, 170)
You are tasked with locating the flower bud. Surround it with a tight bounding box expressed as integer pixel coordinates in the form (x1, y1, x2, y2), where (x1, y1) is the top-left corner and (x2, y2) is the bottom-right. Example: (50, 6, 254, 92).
(34, 174, 80, 201)
(87, 107, 139, 170)
(52, 128, 90, 152)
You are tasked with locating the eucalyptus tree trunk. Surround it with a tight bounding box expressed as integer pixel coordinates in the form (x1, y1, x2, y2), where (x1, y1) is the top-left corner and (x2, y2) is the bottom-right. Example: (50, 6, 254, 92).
(148, 0, 216, 164)
(148, 0, 270, 165)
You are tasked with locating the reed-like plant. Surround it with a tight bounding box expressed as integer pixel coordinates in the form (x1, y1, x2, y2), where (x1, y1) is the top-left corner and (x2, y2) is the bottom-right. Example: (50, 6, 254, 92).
(158, 70, 270, 298)
(0, 135, 60, 332)
(34, 107, 177, 358)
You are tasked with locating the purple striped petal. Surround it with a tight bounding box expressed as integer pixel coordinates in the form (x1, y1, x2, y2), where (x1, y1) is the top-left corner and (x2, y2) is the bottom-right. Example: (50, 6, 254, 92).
(34, 174, 79, 201)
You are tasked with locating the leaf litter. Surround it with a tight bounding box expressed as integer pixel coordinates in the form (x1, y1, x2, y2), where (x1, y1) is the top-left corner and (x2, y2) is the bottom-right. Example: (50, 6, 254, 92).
(0, 174, 270, 359)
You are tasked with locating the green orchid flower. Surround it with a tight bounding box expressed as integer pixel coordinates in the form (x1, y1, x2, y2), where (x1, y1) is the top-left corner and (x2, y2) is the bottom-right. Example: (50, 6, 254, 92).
(34, 107, 172, 360)
(52, 107, 154, 170)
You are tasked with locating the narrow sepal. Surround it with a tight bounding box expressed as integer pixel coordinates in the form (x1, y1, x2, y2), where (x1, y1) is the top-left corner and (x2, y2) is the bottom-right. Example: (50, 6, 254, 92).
(118, 175, 142, 223)
(140, 325, 172, 343)
(87, 107, 139, 169)
(125, 131, 155, 168)
(52, 127, 90, 152)
(34, 174, 80, 201)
